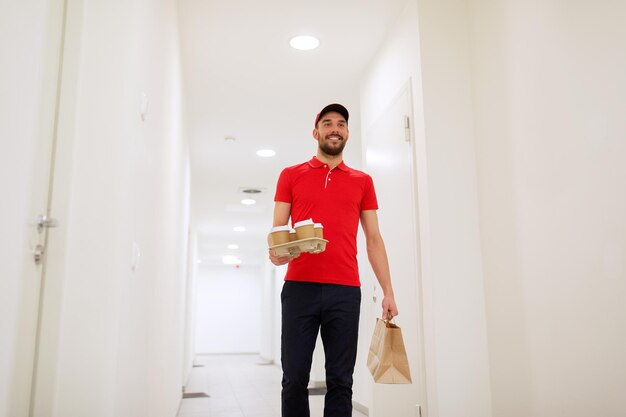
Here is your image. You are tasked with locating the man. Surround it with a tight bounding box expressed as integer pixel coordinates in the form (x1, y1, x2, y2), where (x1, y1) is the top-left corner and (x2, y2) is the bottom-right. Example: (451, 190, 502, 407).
(269, 103, 398, 417)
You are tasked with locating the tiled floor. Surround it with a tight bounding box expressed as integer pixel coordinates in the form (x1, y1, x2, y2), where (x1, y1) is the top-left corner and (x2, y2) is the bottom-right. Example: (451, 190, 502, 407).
(176, 354, 367, 417)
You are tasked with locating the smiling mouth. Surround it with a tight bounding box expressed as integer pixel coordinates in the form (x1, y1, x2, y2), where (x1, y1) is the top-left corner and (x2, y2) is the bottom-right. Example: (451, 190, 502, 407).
(326, 135, 343, 142)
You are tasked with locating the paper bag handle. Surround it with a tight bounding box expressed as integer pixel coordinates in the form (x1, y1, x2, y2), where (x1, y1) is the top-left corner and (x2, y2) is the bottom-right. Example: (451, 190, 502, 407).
(383, 318, 400, 329)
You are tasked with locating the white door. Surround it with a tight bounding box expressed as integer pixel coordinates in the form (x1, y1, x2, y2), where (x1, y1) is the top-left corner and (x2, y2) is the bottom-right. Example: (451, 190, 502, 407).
(364, 81, 426, 417)
(0, 1, 71, 416)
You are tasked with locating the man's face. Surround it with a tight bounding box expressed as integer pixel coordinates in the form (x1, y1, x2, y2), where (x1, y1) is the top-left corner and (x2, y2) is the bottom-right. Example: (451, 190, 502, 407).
(313, 112, 349, 156)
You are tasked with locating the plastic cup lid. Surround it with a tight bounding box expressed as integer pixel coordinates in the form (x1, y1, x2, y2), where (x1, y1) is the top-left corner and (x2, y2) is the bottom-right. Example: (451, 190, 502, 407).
(294, 219, 314, 228)
(270, 225, 291, 232)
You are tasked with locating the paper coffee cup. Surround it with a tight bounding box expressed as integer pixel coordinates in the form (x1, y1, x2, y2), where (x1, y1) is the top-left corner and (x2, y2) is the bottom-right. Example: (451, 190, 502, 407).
(270, 225, 291, 245)
(314, 223, 324, 239)
(294, 219, 315, 240)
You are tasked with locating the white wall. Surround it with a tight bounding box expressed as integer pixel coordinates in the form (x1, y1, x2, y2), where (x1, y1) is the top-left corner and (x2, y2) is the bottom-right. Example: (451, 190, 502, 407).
(195, 265, 263, 354)
(273, 265, 287, 367)
(359, 0, 494, 416)
(469, 1, 626, 416)
(183, 224, 199, 385)
(363, 1, 626, 417)
(26, 1, 192, 417)
(260, 260, 275, 362)
(414, 0, 494, 416)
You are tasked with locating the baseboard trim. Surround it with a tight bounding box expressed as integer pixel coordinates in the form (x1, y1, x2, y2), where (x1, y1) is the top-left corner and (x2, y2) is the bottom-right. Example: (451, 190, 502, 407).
(353, 400, 369, 416)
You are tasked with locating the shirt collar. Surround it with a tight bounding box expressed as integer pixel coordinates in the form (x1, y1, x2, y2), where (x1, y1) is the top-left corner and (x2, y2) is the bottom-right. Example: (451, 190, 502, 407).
(307, 156, 350, 171)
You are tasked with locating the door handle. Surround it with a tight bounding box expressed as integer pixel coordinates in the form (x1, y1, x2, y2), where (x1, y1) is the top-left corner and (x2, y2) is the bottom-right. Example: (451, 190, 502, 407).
(36, 215, 59, 233)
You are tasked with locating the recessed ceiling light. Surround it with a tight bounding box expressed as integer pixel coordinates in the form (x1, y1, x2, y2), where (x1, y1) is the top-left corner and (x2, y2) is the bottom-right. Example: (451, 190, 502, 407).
(233, 226, 246, 232)
(227, 244, 239, 250)
(241, 198, 256, 205)
(256, 149, 276, 157)
(289, 35, 320, 51)
(222, 255, 242, 265)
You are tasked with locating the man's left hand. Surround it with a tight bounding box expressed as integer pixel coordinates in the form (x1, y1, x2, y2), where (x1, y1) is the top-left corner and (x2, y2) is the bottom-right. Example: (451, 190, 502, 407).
(381, 294, 399, 320)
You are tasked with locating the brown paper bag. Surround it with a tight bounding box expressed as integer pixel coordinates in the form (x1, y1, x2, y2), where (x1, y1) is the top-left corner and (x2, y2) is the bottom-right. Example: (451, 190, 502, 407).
(367, 318, 412, 384)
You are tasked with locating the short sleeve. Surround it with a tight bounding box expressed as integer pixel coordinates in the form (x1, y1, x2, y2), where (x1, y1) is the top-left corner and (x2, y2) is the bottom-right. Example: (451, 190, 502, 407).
(361, 175, 378, 210)
(274, 168, 292, 203)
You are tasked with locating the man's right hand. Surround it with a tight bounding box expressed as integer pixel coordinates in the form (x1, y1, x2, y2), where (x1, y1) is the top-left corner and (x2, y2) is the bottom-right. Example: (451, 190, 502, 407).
(268, 202, 293, 266)
(268, 249, 293, 266)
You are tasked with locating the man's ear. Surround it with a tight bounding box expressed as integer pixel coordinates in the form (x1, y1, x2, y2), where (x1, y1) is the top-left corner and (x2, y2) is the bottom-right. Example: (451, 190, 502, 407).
(312, 128, 319, 140)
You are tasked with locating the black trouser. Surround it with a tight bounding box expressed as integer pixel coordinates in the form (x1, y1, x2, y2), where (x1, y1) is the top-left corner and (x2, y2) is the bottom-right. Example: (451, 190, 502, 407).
(281, 281, 361, 417)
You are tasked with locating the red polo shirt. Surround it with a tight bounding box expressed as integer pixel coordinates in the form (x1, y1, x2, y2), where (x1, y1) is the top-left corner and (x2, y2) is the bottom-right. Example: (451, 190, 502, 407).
(274, 156, 378, 286)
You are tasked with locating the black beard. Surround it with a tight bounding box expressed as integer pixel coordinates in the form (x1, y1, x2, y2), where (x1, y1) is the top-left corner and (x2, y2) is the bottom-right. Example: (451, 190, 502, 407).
(319, 138, 346, 156)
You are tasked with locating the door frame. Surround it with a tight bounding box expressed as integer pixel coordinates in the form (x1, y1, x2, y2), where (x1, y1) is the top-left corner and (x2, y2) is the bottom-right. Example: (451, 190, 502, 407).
(363, 78, 429, 417)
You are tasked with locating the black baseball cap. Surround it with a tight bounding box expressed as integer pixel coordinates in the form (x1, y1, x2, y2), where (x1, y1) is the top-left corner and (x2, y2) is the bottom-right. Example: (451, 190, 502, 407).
(314, 103, 349, 127)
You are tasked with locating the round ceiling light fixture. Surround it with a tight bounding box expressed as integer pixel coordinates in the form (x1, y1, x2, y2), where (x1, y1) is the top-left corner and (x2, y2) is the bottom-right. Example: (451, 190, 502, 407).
(221, 255, 242, 265)
(256, 149, 276, 157)
(227, 244, 239, 250)
(241, 198, 256, 205)
(289, 35, 320, 51)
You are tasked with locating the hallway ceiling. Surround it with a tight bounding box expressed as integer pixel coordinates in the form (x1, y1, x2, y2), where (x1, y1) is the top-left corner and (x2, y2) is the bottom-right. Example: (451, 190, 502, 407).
(178, 0, 408, 266)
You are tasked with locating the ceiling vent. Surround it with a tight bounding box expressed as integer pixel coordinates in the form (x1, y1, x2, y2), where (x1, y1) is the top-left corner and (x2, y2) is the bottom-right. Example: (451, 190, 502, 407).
(240, 187, 264, 194)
